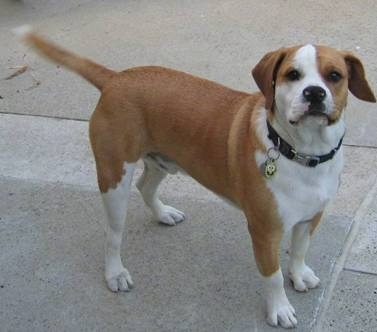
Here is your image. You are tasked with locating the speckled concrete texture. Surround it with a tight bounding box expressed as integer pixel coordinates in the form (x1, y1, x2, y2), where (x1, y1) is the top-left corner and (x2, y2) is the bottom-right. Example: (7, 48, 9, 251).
(322, 271, 377, 332)
(0, 1, 377, 331)
(345, 191, 377, 275)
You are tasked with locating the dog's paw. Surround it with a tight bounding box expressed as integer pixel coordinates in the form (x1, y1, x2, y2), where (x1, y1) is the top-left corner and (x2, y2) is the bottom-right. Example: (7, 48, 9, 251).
(106, 268, 134, 292)
(289, 264, 320, 292)
(266, 297, 297, 328)
(156, 205, 185, 226)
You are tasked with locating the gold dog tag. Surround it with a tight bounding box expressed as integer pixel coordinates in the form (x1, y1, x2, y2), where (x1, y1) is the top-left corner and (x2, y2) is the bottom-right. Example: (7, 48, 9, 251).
(262, 147, 280, 178)
(264, 159, 277, 178)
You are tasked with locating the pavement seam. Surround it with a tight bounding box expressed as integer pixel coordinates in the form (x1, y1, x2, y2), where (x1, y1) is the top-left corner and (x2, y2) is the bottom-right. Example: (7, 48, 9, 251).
(343, 143, 377, 150)
(2, 112, 377, 150)
(0, 110, 89, 122)
(343, 267, 377, 277)
(311, 174, 377, 332)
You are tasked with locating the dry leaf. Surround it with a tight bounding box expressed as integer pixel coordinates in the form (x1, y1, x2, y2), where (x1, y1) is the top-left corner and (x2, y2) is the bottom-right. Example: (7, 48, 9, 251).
(4, 65, 28, 80)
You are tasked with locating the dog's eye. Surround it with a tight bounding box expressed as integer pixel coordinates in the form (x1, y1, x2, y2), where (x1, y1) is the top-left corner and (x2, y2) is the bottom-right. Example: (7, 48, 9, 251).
(328, 71, 342, 83)
(286, 70, 301, 81)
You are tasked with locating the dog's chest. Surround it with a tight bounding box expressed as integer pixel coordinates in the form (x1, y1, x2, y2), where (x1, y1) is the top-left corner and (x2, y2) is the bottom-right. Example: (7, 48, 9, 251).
(255, 150, 343, 230)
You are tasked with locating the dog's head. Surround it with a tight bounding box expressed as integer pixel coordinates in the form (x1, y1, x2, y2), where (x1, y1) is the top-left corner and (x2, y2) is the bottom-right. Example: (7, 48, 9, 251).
(252, 44, 376, 126)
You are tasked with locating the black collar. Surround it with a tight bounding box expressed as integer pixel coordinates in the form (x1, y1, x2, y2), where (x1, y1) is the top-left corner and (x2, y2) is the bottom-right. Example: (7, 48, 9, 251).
(266, 121, 343, 167)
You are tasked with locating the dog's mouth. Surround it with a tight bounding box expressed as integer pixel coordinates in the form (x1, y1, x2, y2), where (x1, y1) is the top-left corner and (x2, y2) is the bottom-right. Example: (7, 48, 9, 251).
(289, 112, 329, 126)
(289, 103, 330, 125)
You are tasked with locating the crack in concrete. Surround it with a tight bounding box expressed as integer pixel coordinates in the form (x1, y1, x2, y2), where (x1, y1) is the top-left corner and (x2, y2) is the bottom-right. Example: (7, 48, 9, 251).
(311, 175, 377, 332)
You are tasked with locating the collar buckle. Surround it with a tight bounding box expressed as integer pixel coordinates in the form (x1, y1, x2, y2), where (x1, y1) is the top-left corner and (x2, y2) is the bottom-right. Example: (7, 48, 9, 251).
(266, 121, 343, 168)
(293, 153, 320, 167)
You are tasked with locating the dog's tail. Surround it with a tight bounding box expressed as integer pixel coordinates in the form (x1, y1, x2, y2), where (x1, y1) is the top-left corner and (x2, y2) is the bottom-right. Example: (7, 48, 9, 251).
(13, 25, 115, 91)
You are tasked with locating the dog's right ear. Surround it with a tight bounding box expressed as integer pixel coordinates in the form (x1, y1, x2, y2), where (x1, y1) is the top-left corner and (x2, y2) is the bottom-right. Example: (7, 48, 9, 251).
(252, 48, 287, 111)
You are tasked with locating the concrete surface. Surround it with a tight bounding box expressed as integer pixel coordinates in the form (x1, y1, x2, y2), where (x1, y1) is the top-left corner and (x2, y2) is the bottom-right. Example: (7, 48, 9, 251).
(322, 271, 377, 332)
(1, 1, 377, 331)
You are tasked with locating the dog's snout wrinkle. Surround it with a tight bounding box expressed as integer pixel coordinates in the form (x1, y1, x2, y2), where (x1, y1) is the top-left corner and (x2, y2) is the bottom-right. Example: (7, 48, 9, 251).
(308, 102, 326, 113)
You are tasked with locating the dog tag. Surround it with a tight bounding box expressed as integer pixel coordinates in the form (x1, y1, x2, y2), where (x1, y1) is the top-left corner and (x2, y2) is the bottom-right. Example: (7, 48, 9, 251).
(262, 147, 280, 178)
(264, 159, 277, 178)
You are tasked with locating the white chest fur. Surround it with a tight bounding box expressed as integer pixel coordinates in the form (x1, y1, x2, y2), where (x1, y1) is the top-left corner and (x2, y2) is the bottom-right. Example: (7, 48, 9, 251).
(255, 149, 343, 231)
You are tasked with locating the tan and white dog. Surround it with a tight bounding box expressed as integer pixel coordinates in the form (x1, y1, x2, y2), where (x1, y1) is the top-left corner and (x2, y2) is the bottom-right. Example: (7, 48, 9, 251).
(16, 27, 375, 328)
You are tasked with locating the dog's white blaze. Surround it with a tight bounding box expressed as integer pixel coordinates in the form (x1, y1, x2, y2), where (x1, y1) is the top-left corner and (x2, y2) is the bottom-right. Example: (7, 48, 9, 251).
(294, 45, 322, 82)
(294, 45, 332, 107)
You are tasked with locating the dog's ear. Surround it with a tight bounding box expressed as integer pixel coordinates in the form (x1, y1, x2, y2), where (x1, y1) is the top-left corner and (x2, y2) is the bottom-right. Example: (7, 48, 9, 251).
(252, 48, 287, 111)
(343, 52, 376, 103)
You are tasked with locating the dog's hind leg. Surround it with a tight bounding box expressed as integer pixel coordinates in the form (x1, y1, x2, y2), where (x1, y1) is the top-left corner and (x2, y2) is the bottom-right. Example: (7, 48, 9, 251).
(89, 99, 150, 291)
(136, 157, 185, 225)
(99, 161, 136, 292)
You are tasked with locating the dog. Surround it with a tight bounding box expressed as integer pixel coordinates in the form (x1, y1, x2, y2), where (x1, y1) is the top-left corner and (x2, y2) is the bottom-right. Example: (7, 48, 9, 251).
(15, 26, 375, 328)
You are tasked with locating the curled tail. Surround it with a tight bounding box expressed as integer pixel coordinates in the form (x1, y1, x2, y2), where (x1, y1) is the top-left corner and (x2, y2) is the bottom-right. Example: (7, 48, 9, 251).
(13, 25, 115, 90)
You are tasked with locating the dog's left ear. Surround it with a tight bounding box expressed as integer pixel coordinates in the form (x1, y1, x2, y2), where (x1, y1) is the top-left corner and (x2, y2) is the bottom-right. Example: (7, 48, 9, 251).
(343, 52, 376, 103)
(252, 48, 287, 111)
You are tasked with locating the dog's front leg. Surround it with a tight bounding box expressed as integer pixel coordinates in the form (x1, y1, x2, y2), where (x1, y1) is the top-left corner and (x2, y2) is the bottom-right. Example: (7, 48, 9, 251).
(247, 219, 297, 328)
(288, 213, 322, 292)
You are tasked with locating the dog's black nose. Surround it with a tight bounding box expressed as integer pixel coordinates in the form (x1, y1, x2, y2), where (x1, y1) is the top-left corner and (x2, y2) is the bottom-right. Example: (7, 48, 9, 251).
(303, 86, 326, 103)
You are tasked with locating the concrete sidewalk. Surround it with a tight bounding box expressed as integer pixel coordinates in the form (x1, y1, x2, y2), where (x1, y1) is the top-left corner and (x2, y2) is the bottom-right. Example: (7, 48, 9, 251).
(1, 1, 376, 331)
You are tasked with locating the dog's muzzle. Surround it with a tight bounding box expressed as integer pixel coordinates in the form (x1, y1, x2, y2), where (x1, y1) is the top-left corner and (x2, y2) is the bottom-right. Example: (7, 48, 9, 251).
(303, 86, 326, 103)
(302, 85, 327, 116)
(286, 85, 331, 125)
(303, 85, 328, 115)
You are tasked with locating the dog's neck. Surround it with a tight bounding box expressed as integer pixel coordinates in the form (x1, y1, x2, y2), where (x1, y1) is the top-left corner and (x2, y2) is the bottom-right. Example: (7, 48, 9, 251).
(270, 109, 346, 156)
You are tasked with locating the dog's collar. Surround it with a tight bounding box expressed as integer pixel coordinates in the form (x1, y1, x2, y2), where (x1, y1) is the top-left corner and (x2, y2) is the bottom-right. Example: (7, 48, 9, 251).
(266, 121, 343, 167)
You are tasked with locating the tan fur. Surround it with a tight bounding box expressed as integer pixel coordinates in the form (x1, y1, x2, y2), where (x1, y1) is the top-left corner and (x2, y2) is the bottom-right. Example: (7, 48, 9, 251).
(20, 31, 376, 280)
(252, 46, 300, 111)
(309, 211, 323, 235)
(23, 32, 115, 90)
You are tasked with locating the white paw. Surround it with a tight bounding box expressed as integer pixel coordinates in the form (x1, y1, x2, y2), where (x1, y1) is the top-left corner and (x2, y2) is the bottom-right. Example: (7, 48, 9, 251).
(289, 264, 320, 292)
(266, 297, 297, 328)
(106, 268, 134, 292)
(156, 205, 185, 226)
(263, 269, 298, 328)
